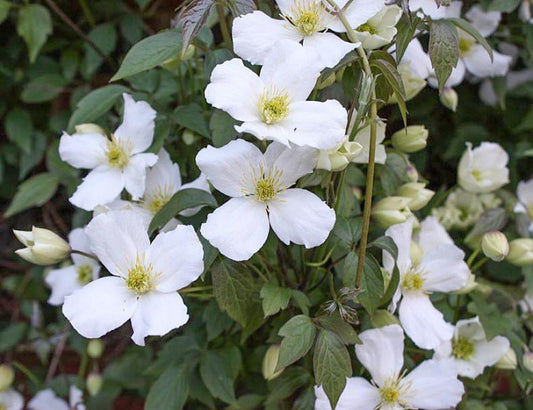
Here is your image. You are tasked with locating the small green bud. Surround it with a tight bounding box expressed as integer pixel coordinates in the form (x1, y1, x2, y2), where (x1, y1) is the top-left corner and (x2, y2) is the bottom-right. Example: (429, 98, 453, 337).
(396, 182, 434, 211)
(262, 345, 284, 381)
(481, 231, 509, 262)
(0, 365, 14, 391)
(391, 125, 429, 153)
(506, 238, 533, 267)
(87, 339, 105, 359)
(440, 87, 458, 112)
(372, 196, 413, 228)
(86, 373, 103, 396)
(523, 350, 533, 373)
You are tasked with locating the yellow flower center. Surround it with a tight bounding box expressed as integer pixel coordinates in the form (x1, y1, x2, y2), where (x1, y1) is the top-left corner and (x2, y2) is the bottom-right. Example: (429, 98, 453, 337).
(258, 90, 290, 125)
(126, 262, 154, 294)
(288, 0, 326, 36)
(252, 166, 284, 203)
(357, 23, 377, 34)
(377, 377, 410, 408)
(77, 264, 93, 285)
(380, 386, 400, 404)
(401, 269, 425, 292)
(459, 37, 474, 54)
(472, 169, 483, 181)
(146, 188, 173, 215)
(528, 204, 533, 220)
(106, 136, 130, 168)
(452, 336, 475, 360)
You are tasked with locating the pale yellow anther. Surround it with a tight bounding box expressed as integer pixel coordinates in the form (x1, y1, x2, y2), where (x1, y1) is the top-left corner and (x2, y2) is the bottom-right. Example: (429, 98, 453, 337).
(258, 90, 290, 125)
(106, 136, 131, 168)
(77, 264, 93, 285)
(287, 0, 326, 36)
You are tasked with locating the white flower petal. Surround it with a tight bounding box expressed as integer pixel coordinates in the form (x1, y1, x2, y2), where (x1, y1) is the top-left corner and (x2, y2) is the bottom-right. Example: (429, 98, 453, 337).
(465, 5, 501, 37)
(351, 119, 387, 164)
(415, 216, 453, 253)
(205, 59, 263, 122)
(123, 153, 158, 200)
(114, 93, 156, 154)
(69, 228, 98, 267)
(0, 389, 24, 410)
(383, 218, 413, 275)
(472, 336, 510, 368)
(315, 377, 381, 410)
(235, 121, 293, 146)
(402, 359, 464, 409)
(517, 178, 533, 208)
(45, 266, 81, 306)
(59, 131, 107, 169)
(70, 166, 124, 211)
(399, 294, 454, 349)
(62, 277, 137, 339)
(420, 245, 469, 292)
(232, 11, 302, 65)
(268, 188, 335, 248)
(355, 324, 404, 387)
(263, 142, 317, 188)
(85, 210, 150, 277)
(303, 32, 358, 68)
(463, 46, 511, 78)
(147, 225, 204, 292)
(144, 149, 181, 200)
(130, 291, 189, 346)
(196, 139, 262, 197)
(259, 40, 323, 101)
(283, 100, 348, 150)
(69, 386, 85, 410)
(327, 0, 386, 32)
(28, 389, 69, 410)
(201, 197, 270, 261)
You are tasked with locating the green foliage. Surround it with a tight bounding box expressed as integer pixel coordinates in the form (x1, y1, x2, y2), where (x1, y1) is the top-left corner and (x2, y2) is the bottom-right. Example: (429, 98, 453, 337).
(6, 173, 59, 218)
(277, 315, 316, 369)
(17, 4, 52, 63)
(429, 20, 459, 92)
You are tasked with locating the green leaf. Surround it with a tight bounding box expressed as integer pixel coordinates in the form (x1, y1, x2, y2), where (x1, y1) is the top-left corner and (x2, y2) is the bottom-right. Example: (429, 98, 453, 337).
(111, 30, 182, 81)
(277, 315, 316, 370)
(488, 0, 521, 12)
(145, 365, 189, 410)
(429, 20, 459, 92)
(148, 188, 217, 235)
(174, 103, 210, 138)
(313, 329, 352, 409)
(210, 109, 237, 147)
(260, 282, 292, 317)
(0, 0, 11, 25)
(199, 351, 236, 404)
(357, 253, 385, 314)
(5, 173, 59, 217)
(379, 264, 400, 308)
(0, 323, 27, 352)
(175, 0, 214, 55)
(83, 23, 117, 77)
(17, 4, 52, 63)
(266, 367, 312, 406)
(369, 236, 398, 261)
(21, 74, 67, 103)
(332, 216, 363, 250)
(468, 292, 512, 339)
(67, 85, 129, 132)
(318, 313, 361, 345)
(5, 108, 33, 154)
(227, 0, 257, 16)
(448, 18, 493, 62)
(395, 15, 420, 63)
(211, 259, 263, 328)
(135, 0, 152, 10)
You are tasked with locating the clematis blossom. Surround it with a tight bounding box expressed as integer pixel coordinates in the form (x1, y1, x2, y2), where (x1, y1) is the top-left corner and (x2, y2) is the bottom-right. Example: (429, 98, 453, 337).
(28, 386, 84, 410)
(384, 217, 470, 349)
(196, 140, 335, 261)
(44, 228, 100, 306)
(232, 0, 386, 68)
(514, 178, 533, 233)
(314, 325, 464, 410)
(352, 5, 402, 50)
(434, 316, 510, 378)
(204, 40, 348, 150)
(59, 94, 158, 211)
(62, 210, 204, 346)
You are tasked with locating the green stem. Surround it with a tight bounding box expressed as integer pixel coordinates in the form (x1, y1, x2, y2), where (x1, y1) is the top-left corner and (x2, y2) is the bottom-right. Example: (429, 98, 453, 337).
(71, 249, 99, 261)
(78, 0, 95, 27)
(324, 0, 379, 289)
(77, 343, 89, 388)
(467, 248, 480, 268)
(333, 169, 346, 213)
(13, 361, 41, 388)
(216, 3, 232, 50)
(453, 294, 462, 323)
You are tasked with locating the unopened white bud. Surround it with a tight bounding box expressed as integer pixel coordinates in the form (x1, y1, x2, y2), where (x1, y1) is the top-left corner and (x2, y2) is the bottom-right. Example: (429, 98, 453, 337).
(440, 87, 458, 112)
(372, 196, 413, 228)
(495, 347, 517, 370)
(396, 182, 435, 211)
(87, 339, 105, 359)
(523, 350, 533, 373)
(0, 365, 14, 391)
(13, 227, 70, 265)
(481, 231, 509, 262)
(506, 238, 533, 267)
(74, 123, 105, 135)
(86, 373, 103, 396)
(262, 345, 284, 381)
(391, 126, 429, 153)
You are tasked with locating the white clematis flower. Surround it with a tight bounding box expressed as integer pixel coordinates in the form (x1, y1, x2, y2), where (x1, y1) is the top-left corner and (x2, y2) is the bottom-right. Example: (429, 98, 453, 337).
(59, 93, 158, 211)
(44, 228, 100, 306)
(314, 324, 464, 410)
(204, 41, 348, 150)
(62, 210, 204, 346)
(434, 316, 510, 378)
(0, 389, 24, 410)
(353, 5, 402, 50)
(458, 142, 509, 194)
(384, 217, 470, 349)
(28, 386, 84, 410)
(232, 0, 386, 68)
(514, 178, 533, 233)
(196, 140, 335, 261)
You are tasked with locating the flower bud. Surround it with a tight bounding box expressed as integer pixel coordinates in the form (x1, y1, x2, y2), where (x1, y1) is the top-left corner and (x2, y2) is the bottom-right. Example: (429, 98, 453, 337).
(495, 347, 517, 370)
(13, 227, 70, 265)
(87, 339, 105, 359)
(406, 163, 419, 182)
(452, 273, 477, 295)
(262, 345, 284, 381)
(181, 44, 196, 61)
(182, 129, 198, 146)
(372, 196, 413, 228)
(440, 87, 458, 112)
(481, 231, 509, 262)
(86, 373, 103, 396)
(75, 123, 105, 135)
(391, 126, 429, 153)
(506, 238, 533, 267)
(523, 350, 533, 373)
(395, 182, 435, 211)
(0, 365, 14, 391)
